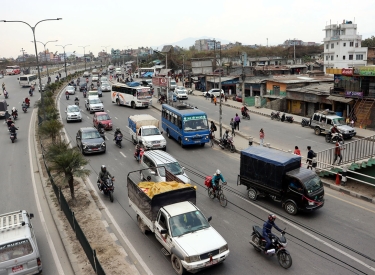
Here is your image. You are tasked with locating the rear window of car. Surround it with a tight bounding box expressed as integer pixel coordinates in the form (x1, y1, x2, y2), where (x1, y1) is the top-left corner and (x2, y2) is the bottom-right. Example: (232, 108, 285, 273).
(0, 239, 33, 263)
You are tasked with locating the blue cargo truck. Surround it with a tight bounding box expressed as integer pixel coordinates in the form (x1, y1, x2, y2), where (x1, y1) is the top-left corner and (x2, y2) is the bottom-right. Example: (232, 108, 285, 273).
(237, 146, 325, 215)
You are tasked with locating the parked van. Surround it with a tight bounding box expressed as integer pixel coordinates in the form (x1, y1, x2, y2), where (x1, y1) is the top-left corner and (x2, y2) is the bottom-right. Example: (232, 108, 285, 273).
(140, 150, 190, 183)
(0, 100, 8, 119)
(0, 210, 42, 274)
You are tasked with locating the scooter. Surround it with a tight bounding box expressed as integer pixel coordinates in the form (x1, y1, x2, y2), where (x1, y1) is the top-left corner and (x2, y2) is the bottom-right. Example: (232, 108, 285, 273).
(242, 111, 250, 120)
(98, 128, 105, 140)
(325, 132, 344, 144)
(29, 89, 33, 97)
(83, 91, 87, 98)
(66, 94, 69, 100)
(219, 136, 236, 153)
(22, 106, 27, 113)
(4, 91, 8, 99)
(249, 225, 292, 269)
(271, 111, 281, 121)
(158, 97, 166, 104)
(97, 176, 115, 202)
(134, 145, 145, 163)
(11, 111, 18, 120)
(114, 133, 123, 148)
(281, 113, 294, 123)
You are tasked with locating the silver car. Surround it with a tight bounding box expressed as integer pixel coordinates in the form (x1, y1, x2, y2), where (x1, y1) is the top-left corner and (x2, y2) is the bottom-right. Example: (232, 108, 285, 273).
(101, 81, 111, 92)
(174, 86, 188, 100)
(65, 86, 76, 95)
(65, 105, 82, 122)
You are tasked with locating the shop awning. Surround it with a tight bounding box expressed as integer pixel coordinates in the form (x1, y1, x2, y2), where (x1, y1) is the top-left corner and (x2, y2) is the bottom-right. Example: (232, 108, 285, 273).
(326, 95, 353, 103)
(207, 76, 238, 83)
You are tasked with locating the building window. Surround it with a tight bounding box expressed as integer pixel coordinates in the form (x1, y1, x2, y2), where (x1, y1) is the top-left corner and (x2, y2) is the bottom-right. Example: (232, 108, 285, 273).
(355, 42, 358, 47)
(356, 54, 363, 60)
(343, 42, 346, 47)
(343, 55, 346, 60)
(331, 43, 334, 49)
(349, 55, 353, 60)
(331, 56, 334, 61)
(350, 42, 354, 47)
(326, 55, 329, 60)
(326, 44, 329, 50)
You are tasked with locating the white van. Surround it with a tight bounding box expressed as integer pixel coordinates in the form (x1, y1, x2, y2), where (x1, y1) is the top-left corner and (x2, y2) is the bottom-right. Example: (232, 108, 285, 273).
(140, 150, 190, 183)
(0, 210, 42, 274)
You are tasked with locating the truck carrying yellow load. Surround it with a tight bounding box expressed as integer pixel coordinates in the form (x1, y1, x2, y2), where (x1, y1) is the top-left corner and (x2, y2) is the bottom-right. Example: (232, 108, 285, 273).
(138, 181, 196, 198)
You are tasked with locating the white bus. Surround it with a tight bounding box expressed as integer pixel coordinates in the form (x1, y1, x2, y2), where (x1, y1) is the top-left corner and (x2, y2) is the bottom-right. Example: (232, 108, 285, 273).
(19, 74, 37, 87)
(111, 83, 152, 108)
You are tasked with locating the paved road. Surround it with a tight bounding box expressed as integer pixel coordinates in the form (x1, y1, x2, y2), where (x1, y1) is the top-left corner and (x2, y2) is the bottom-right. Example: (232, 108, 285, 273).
(58, 80, 375, 275)
(0, 74, 74, 274)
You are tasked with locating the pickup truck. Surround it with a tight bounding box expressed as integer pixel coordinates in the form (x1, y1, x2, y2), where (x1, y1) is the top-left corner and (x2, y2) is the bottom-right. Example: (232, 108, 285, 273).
(237, 146, 324, 215)
(127, 169, 229, 274)
(129, 114, 167, 151)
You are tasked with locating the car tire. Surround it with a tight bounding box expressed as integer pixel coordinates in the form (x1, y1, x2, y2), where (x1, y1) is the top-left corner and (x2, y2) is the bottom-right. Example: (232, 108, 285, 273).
(284, 201, 297, 215)
(248, 187, 257, 201)
(314, 127, 321, 135)
(171, 254, 186, 275)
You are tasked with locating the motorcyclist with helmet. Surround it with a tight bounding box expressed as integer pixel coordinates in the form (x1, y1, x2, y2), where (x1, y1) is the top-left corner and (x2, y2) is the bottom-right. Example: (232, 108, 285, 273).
(263, 214, 284, 254)
(74, 96, 79, 106)
(241, 106, 249, 117)
(211, 169, 226, 189)
(25, 97, 30, 107)
(113, 127, 122, 141)
(11, 107, 18, 119)
(6, 117, 14, 128)
(222, 130, 230, 147)
(9, 123, 18, 139)
(98, 165, 114, 191)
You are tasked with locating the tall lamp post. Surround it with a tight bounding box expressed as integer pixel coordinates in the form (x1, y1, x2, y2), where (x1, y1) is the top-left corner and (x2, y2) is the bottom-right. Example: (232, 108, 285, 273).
(56, 44, 72, 78)
(1, 18, 62, 120)
(20, 48, 26, 73)
(78, 45, 90, 70)
(101, 45, 110, 65)
(33, 40, 58, 79)
(213, 39, 223, 138)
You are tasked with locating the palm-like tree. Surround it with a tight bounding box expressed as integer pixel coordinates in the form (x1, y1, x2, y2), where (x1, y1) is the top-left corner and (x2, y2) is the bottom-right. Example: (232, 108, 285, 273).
(46, 141, 90, 200)
(38, 119, 63, 143)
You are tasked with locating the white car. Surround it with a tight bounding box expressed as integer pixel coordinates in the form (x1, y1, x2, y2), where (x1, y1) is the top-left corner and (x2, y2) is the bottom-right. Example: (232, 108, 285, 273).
(85, 97, 104, 114)
(170, 79, 177, 90)
(65, 86, 76, 95)
(174, 86, 188, 100)
(101, 81, 111, 92)
(100, 77, 108, 83)
(83, 71, 90, 77)
(204, 88, 224, 97)
(65, 105, 82, 122)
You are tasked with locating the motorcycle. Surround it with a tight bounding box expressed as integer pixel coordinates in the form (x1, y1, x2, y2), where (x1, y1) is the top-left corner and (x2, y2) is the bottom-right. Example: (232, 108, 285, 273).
(134, 145, 145, 162)
(158, 97, 166, 104)
(83, 91, 87, 98)
(74, 100, 79, 106)
(219, 136, 236, 153)
(280, 113, 294, 123)
(11, 111, 18, 120)
(114, 133, 123, 148)
(10, 132, 17, 143)
(325, 132, 344, 144)
(4, 91, 8, 99)
(301, 118, 310, 127)
(249, 225, 292, 269)
(22, 106, 27, 113)
(29, 89, 33, 97)
(242, 111, 250, 120)
(98, 128, 105, 140)
(271, 111, 281, 121)
(66, 94, 69, 100)
(97, 176, 115, 202)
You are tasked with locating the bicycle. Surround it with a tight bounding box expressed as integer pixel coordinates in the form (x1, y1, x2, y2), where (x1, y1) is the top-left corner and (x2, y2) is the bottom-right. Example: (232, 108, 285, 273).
(207, 182, 227, 207)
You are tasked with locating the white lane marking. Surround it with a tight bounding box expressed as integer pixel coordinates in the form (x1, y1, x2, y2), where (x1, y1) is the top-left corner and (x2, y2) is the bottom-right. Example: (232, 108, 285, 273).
(105, 136, 109, 140)
(120, 152, 127, 158)
(115, 117, 118, 120)
(234, 193, 375, 272)
(87, 116, 90, 119)
(107, 110, 110, 112)
(29, 110, 65, 275)
(325, 193, 375, 214)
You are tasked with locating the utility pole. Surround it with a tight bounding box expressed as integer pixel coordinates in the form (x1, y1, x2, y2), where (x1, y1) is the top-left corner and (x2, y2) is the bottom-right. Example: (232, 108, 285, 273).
(293, 38, 296, 64)
(78, 45, 89, 70)
(20, 48, 26, 73)
(241, 53, 245, 105)
(182, 54, 185, 87)
(214, 39, 223, 138)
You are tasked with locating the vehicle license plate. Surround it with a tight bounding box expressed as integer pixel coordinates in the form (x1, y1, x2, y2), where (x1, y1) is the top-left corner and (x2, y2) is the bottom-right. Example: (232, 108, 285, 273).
(308, 201, 314, 206)
(12, 265, 23, 272)
(205, 259, 218, 266)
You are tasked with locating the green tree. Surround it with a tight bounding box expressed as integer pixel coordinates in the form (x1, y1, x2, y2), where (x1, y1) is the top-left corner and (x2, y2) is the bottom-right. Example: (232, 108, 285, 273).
(362, 36, 375, 47)
(38, 119, 63, 143)
(46, 141, 90, 200)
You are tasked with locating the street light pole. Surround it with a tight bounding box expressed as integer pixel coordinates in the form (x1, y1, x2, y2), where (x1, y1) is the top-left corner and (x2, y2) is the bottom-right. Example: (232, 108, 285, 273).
(214, 39, 223, 138)
(34, 40, 58, 79)
(56, 44, 72, 78)
(101, 45, 110, 65)
(1, 18, 62, 120)
(78, 45, 90, 70)
(182, 54, 185, 87)
(20, 48, 26, 73)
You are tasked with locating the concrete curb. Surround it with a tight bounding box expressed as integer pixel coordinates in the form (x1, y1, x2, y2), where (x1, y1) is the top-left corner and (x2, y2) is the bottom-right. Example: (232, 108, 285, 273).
(151, 102, 375, 205)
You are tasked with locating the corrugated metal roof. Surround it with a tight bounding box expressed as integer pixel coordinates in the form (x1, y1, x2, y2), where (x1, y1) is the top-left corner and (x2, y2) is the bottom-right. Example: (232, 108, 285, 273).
(326, 95, 353, 103)
(206, 76, 238, 83)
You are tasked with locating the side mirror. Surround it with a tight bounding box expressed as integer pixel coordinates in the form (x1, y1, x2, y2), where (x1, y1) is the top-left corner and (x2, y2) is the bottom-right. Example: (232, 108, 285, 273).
(160, 229, 168, 235)
(150, 170, 156, 175)
(207, 216, 212, 222)
(161, 131, 163, 134)
(181, 167, 185, 173)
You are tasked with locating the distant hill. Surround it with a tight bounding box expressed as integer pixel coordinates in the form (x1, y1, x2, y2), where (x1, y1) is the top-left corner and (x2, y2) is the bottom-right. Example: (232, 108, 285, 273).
(154, 36, 231, 50)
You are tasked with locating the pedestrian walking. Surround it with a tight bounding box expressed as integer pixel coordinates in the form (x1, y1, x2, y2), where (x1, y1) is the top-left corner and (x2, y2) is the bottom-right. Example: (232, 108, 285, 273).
(213, 96, 217, 106)
(259, 128, 264, 146)
(209, 129, 215, 147)
(332, 141, 343, 165)
(210, 93, 214, 103)
(210, 121, 217, 133)
(230, 118, 236, 137)
(234, 113, 240, 130)
(306, 146, 316, 170)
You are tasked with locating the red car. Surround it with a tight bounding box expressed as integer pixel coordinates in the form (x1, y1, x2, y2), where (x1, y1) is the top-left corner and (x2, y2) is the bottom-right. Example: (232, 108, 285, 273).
(93, 112, 113, 130)
(235, 95, 242, 102)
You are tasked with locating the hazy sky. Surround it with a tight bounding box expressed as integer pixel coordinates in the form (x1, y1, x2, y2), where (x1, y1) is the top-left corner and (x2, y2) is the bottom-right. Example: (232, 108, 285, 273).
(1, 0, 374, 58)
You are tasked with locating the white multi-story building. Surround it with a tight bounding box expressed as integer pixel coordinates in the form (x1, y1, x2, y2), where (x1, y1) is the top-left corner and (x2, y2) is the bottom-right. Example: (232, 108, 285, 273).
(323, 20, 367, 71)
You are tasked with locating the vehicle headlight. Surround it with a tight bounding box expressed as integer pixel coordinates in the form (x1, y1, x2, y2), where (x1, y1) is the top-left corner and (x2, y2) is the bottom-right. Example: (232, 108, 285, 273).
(219, 244, 229, 254)
(101, 142, 106, 147)
(184, 255, 201, 263)
(83, 144, 87, 149)
(184, 137, 189, 141)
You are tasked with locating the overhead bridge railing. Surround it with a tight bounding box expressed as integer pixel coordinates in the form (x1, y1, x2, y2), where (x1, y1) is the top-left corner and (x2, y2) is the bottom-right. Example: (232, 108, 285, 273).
(316, 134, 375, 170)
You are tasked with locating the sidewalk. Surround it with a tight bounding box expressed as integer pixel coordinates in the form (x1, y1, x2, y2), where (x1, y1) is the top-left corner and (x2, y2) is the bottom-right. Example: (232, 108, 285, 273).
(151, 96, 375, 204)
(189, 90, 373, 139)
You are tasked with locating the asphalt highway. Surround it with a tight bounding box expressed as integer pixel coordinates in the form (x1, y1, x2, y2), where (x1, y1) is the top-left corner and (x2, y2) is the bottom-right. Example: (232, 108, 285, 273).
(58, 78, 375, 275)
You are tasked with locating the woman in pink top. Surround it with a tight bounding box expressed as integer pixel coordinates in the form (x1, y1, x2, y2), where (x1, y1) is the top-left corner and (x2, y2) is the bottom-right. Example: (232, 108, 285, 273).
(259, 128, 264, 146)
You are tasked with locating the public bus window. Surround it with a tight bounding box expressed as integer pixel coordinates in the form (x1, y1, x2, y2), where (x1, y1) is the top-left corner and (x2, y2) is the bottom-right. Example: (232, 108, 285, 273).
(177, 116, 182, 129)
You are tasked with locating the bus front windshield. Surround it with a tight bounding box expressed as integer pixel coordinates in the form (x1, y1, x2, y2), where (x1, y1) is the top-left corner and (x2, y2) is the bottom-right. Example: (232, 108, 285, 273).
(183, 115, 208, 132)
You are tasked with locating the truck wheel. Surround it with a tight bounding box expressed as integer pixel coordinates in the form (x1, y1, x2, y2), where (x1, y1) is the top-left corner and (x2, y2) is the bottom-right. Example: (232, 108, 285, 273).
(116, 99, 120, 106)
(131, 101, 136, 109)
(179, 138, 184, 148)
(248, 188, 257, 201)
(171, 254, 186, 275)
(137, 215, 148, 234)
(314, 127, 321, 135)
(166, 129, 171, 139)
(284, 201, 297, 215)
